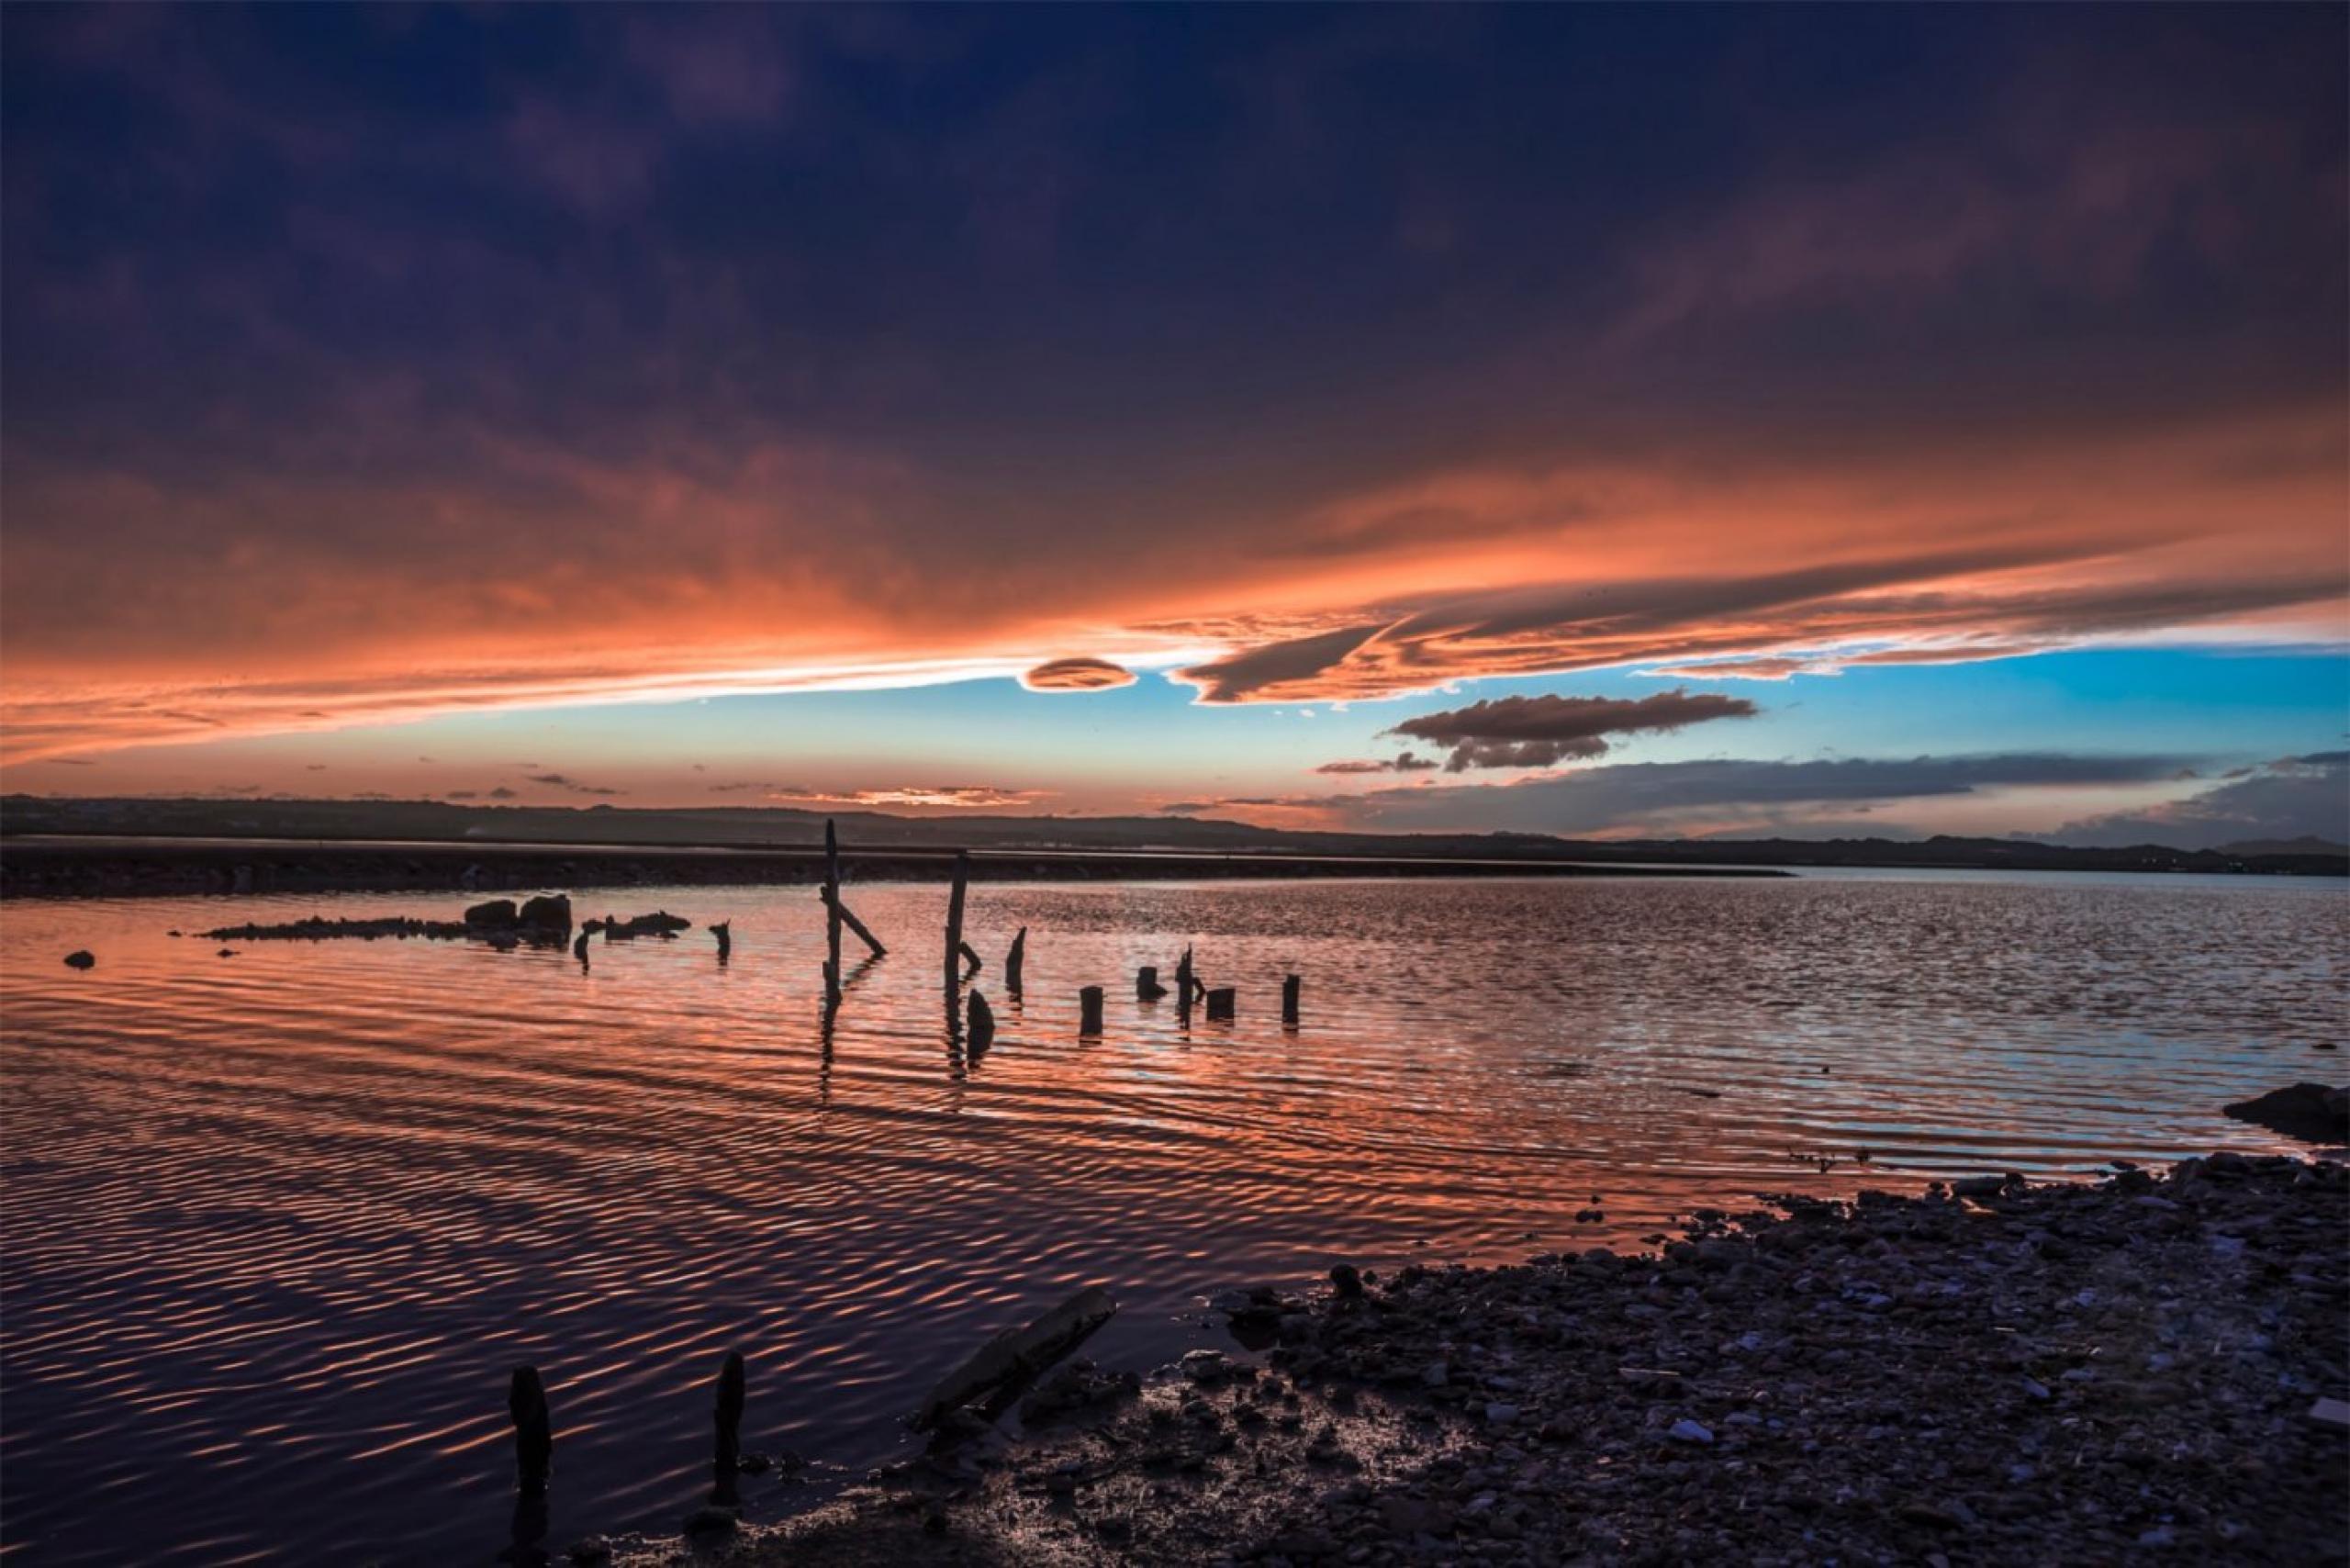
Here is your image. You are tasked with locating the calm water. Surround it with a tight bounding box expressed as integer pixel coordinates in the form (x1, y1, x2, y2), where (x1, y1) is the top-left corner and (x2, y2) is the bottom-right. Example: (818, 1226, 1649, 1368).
(3, 872, 2342, 1563)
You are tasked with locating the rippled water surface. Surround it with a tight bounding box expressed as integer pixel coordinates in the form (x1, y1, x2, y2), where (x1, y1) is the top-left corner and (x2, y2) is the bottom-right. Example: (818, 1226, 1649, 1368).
(4, 872, 2342, 1563)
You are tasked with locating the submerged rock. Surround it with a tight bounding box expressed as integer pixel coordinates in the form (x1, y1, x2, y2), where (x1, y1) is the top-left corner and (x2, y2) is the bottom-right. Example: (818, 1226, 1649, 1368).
(62, 950, 94, 969)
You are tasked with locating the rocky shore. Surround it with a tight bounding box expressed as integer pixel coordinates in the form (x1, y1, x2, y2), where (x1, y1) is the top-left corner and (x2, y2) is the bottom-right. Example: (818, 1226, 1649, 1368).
(590, 1154, 2347, 1568)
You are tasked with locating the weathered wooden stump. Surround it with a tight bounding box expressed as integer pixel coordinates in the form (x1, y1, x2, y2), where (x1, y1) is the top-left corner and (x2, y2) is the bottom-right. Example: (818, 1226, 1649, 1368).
(1005, 927, 1026, 993)
(572, 930, 589, 968)
(1205, 987, 1236, 1021)
(1079, 985, 1104, 1036)
(824, 821, 845, 1008)
(1281, 973, 1301, 1025)
(1175, 947, 1196, 1019)
(711, 922, 732, 963)
(509, 1365, 552, 1495)
(945, 853, 970, 994)
(968, 990, 996, 1052)
(1136, 964, 1166, 1001)
(712, 1351, 745, 1504)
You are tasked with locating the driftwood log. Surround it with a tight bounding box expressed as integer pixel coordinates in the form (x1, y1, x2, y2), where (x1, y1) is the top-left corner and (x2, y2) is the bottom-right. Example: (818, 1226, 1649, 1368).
(911, 1285, 1117, 1430)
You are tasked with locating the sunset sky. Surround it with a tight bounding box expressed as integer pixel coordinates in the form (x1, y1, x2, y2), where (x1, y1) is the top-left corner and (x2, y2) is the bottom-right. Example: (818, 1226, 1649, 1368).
(5, 6, 2344, 844)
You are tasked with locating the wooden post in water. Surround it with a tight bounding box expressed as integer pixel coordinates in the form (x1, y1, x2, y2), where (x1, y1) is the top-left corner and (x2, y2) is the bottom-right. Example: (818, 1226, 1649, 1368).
(968, 991, 996, 1052)
(1281, 974, 1301, 1025)
(945, 852, 969, 994)
(712, 922, 732, 964)
(1205, 987, 1236, 1021)
(823, 821, 845, 1007)
(1079, 985, 1104, 1036)
(1004, 927, 1026, 994)
(572, 930, 590, 970)
(1136, 965, 1167, 1001)
(829, 894, 887, 958)
(712, 1351, 744, 1504)
(509, 1365, 553, 1495)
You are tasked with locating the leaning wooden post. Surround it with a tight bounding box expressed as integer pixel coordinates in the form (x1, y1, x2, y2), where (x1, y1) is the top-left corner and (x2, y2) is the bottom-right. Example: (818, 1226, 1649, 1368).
(1004, 927, 1026, 994)
(509, 1365, 552, 1495)
(1175, 946, 1196, 1022)
(833, 898, 887, 958)
(1281, 973, 1301, 1025)
(823, 821, 845, 1008)
(944, 852, 969, 994)
(712, 1351, 744, 1504)
(1079, 985, 1104, 1036)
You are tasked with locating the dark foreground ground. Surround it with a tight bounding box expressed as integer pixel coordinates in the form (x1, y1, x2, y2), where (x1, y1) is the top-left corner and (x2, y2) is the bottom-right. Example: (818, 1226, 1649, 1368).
(578, 1155, 2347, 1568)
(0, 835, 1780, 899)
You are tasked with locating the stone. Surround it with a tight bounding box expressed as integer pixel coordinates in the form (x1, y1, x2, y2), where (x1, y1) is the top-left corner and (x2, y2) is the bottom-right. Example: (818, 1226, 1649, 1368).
(516, 893, 572, 930)
(2222, 1083, 2350, 1145)
(464, 899, 520, 928)
(1181, 1350, 1232, 1383)
(1666, 1419, 1714, 1446)
(1329, 1262, 1364, 1299)
(62, 950, 94, 969)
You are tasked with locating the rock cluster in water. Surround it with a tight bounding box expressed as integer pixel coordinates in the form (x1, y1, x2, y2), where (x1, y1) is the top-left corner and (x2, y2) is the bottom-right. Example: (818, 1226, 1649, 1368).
(604, 1155, 2348, 1567)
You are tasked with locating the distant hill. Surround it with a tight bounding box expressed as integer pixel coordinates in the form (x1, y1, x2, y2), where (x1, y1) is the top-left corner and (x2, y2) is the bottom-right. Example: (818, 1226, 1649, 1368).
(5, 795, 2344, 878)
(2215, 835, 2350, 858)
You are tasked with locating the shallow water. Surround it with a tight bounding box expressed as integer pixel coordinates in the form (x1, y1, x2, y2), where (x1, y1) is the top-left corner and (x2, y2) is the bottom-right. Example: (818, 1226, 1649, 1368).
(2, 871, 2341, 1563)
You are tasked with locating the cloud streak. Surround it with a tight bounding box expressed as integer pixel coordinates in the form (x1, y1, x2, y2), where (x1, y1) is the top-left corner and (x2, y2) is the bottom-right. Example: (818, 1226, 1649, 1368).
(1388, 689, 1755, 771)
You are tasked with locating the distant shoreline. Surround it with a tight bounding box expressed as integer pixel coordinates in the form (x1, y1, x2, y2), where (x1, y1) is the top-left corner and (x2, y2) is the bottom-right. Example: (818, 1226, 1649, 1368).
(0, 834, 1789, 900)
